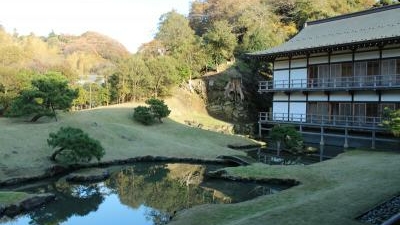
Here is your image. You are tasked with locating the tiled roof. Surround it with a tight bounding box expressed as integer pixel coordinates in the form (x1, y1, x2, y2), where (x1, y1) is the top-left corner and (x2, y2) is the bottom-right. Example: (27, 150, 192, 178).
(250, 4, 400, 59)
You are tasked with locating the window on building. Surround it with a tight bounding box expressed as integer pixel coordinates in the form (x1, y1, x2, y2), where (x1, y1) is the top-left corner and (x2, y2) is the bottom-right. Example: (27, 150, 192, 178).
(381, 59, 396, 85)
(308, 66, 318, 87)
(367, 61, 379, 76)
(318, 65, 330, 87)
(307, 102, 329, 123)
(397, 59, 400, 75)
(354, 103, 366, 124)
(366, 103, 378, 117)
(342, 63, 353, 77)
(339, 103, 352, 124)
(355, 62, 367, 76)
(330, 64, 341, 87)
(355, 61, 379, 86)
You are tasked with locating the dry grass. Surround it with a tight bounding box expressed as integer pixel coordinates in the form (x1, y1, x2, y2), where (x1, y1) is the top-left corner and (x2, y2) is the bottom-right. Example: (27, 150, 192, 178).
(0, 103, 255, 181)
(170, 150, 400, 225)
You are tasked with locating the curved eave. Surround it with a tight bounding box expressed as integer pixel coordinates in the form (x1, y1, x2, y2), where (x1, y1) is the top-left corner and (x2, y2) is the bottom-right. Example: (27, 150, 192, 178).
(248, 36, 400, 61)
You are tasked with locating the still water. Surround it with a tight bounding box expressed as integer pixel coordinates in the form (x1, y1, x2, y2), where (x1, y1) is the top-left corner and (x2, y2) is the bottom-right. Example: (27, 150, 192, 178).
(0, 163, 290, 225)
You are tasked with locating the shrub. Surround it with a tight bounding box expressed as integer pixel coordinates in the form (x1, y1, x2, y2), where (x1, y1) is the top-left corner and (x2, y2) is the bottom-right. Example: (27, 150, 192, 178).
(270, 124, 303, 155)
(145, 98, 171, 123)
(47, 127, 105, 163)
(133, 98, 171, 125)
(133, 106, 154, 125)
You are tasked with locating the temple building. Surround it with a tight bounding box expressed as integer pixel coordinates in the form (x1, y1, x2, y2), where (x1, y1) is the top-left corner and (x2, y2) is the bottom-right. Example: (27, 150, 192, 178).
(250, 4, 400, 149)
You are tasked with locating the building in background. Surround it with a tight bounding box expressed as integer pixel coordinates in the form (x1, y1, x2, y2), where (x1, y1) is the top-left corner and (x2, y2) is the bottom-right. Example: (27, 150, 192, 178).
(250, 4, 400, 149)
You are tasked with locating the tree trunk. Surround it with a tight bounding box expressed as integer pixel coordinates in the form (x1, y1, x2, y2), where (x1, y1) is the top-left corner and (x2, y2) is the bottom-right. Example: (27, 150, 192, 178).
(276, 141, 281, 156)
(50, 147, 65, 161)
(50, 103, 57, 121)
(30, 114, 43, 122)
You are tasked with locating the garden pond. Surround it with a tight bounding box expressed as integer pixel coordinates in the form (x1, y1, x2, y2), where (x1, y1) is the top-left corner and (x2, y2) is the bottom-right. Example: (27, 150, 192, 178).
(0, 162, 292, 225)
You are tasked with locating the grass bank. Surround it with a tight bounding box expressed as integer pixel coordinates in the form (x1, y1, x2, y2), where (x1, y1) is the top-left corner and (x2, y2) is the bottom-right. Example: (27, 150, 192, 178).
(0, 104, 255, 181)
(170, 150, 400, 225)
(1, 101, 399, 225)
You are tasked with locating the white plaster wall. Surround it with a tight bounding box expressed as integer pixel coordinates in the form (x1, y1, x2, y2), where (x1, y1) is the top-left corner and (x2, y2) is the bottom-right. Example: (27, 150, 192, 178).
(273, 102, 288, 121)
(290, 69, 307, 88)
(273, 93, 288, 101)
(274, 60, 289, 70)
(382, 48, 400, 58)
(330, 92, 352, 101)
(353, 92, 379, 102)
(308, 93, 328, 101)
(309, 56, 328, 65)
(289, 102, 306, 122)
(355, 51, 379, 61)
(381, 91, 400, 102)
(290, 93, 306, 101)
(274, 70, 289, 88)
(291, 58, 307, 68)
(331, 54, 352, 63)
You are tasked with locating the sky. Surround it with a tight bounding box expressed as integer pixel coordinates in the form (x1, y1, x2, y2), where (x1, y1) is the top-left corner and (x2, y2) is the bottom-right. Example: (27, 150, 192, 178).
(0, 0, 192, 53)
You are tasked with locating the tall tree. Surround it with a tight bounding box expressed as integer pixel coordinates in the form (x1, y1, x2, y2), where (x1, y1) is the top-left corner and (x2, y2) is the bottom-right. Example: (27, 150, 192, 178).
(155, 10, 207, 80)
(237, 3, 296, 53)
(203, 20, 237, 66)
(146, 56, 179, 97)
(189, 0, 210, 36)
(118, 55, 151, 101)
(156, 11, 197, 57)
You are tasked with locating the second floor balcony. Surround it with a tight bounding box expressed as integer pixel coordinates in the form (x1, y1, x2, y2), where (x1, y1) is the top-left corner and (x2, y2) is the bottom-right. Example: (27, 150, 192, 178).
(259, 74, 400, 92)
(259, 112, 385, 131)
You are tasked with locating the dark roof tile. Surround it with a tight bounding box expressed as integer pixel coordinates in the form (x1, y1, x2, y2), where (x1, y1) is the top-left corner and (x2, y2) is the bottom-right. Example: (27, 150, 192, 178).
(251, 4, 400, 58)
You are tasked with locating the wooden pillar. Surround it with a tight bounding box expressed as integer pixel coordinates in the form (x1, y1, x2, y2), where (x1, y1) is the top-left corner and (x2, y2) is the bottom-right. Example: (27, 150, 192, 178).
(371, 130, 376, 149)
(320, 144, 324, 162)
(344, 127, 349, 149)
(320, 126, 325, 146)
(258, 122, 262, 138)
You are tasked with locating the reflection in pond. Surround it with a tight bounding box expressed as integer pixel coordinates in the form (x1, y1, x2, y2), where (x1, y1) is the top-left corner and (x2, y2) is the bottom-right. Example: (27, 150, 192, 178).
(0, 163, 291, 225)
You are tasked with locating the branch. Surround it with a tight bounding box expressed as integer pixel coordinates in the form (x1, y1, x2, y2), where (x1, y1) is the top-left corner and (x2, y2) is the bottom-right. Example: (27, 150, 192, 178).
(50, 147, 65, 161)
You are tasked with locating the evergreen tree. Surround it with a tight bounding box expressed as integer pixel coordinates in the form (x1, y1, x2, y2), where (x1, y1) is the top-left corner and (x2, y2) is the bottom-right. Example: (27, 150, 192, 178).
(145, 98, 171, 123)
(47, 126, 105, 163)
(8, 72, 78, 122)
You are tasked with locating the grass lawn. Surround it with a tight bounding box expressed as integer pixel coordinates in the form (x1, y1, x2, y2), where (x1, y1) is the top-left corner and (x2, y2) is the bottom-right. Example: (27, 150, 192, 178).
(0, 104, 255, 181)
(1, 100, 399, 225)
(0, 191, 29, 206)
(170, 150, 400, 225)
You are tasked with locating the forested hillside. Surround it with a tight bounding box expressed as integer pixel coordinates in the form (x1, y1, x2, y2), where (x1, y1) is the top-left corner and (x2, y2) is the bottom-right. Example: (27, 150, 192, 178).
(1, 0, 393, 117)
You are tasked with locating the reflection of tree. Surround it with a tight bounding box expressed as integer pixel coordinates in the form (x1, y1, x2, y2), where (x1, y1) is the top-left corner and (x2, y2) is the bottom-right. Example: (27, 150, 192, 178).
(145, 209, 170, 225)
(27, 182, 105, 225)
(104, 163, 220, 224)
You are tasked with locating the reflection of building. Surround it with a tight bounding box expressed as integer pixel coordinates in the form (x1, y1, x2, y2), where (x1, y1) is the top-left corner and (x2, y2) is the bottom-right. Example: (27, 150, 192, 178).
(251, 5, 400, 149)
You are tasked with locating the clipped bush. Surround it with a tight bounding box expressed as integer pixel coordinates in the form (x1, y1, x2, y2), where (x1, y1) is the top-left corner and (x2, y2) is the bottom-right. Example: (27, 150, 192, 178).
(145, 98, 171, 123)
(47, 127, 105, 163)
(133, 105, 154, 125)
(133, 98, 171, 125)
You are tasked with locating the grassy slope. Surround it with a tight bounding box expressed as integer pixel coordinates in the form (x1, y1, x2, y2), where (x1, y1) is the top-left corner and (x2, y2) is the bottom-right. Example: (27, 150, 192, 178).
(0, 104, 254, 180)
(1, 91, 399, 225)
(0, 191, 29, 205)
(171, 150, 400, 225)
